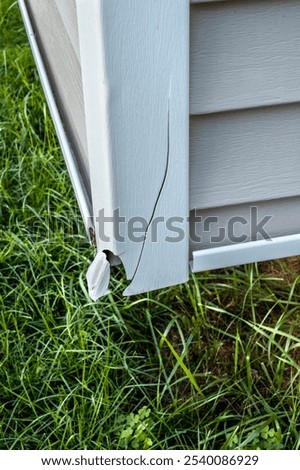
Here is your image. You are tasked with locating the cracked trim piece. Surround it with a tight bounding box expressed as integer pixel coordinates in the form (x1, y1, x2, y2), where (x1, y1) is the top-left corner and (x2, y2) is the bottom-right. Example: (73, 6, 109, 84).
(128, 99, 171, 286)
(76, 0, 189, 297)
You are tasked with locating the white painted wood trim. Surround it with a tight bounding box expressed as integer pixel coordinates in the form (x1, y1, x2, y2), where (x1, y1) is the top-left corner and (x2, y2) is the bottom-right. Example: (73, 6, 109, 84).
(76, 0, 189, 296)
(191, 234, 300, 272)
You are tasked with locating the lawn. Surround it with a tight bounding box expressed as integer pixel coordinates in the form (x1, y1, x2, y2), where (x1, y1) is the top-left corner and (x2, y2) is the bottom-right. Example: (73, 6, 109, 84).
(0, 0, 299, 450)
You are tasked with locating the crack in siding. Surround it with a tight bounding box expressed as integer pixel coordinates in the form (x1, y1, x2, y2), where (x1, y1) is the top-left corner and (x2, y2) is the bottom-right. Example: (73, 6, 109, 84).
(129, 99, 171, 283)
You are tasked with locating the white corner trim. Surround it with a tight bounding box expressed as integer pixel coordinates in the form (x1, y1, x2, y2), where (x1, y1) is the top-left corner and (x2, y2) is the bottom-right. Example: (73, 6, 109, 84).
(18, 0, 93, 239)
(77, 0, 190, 296)
(191, 234, 300, 272)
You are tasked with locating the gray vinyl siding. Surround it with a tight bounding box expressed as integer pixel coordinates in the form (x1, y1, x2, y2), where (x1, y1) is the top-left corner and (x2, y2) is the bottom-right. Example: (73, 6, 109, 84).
(189, 0, 300, 251)
(190, 104, 300, 210)
(25, 0, 90, 191)
(189, 196, 300, 255)
(190, 0, 300, 114)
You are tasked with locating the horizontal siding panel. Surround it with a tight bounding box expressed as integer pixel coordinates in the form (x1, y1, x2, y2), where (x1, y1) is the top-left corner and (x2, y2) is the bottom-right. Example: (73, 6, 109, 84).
(189, 196, 300, 254)
(190, 104, 300, 209)
(25, 0, 89, 185)
(190, 0, 300, 114)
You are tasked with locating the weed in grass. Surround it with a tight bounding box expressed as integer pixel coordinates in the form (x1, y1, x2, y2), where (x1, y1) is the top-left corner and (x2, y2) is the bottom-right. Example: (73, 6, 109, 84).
(0, 0, 299, 450)
(116, 406, 153, 450)
(226, 423, 284, 450)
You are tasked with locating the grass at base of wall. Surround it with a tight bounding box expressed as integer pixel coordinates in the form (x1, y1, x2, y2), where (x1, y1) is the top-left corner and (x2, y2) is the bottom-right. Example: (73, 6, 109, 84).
(0, 0, 299, 450)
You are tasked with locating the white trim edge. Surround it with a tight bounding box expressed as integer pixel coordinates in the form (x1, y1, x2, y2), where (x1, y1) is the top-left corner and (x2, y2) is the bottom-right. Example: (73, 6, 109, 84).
(191, 234, 300, 272)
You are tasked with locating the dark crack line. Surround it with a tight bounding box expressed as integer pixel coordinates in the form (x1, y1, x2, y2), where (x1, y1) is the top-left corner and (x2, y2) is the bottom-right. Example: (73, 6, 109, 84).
(130, 99, 171, 282)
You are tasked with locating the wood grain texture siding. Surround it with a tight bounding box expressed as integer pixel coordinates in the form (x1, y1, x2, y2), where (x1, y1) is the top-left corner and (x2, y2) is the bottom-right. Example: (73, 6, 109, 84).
(19, 0, 93, 236)
(190, 104, 300, 210)
(190, 0, 300, 114)
(190, 196, 300, 255)
(54, 0, 80, 61)
(25, 0, 89, 186)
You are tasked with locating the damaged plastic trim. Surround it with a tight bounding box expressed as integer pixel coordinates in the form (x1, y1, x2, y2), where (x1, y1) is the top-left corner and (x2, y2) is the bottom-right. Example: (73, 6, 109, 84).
(20, 0, 189, 299)
(124, 99, 171, 292)
(86, 251, 110, 300)
(77, 0, 190, 298)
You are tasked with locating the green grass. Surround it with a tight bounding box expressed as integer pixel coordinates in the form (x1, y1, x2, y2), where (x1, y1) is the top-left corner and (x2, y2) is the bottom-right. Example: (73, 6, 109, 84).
(0, 0, 299, 450)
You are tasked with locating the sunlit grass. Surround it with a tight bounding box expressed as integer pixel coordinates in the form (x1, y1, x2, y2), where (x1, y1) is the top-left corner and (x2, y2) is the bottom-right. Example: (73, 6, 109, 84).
(0, 0, 299, 450)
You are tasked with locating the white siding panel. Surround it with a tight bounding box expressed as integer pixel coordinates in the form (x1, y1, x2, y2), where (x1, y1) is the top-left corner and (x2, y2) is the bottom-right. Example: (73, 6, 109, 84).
(190, 196, 300, 254)
(19, 0, 93, 236)
(190, 104, 300, 210)
(25, 0, 89, 183)
(190, 0, 300, 114)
